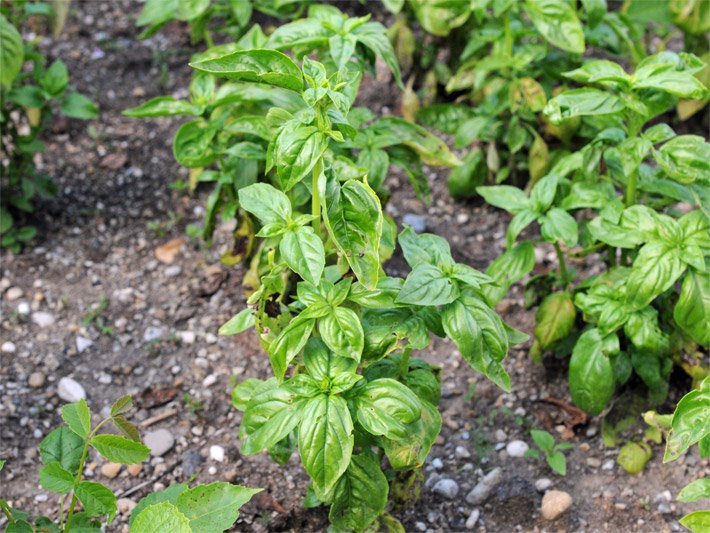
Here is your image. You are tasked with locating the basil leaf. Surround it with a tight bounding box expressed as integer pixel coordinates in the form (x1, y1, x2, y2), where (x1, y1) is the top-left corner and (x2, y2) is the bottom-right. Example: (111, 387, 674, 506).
(280, 227, 325, 285)
(677, 478, 710, 503)
(655, 135, 710, 184)
(356, 378, 421, 440)
(219, 309, 256, 336)
(173, 120, 216, 168)
(238, 183, 291, 225)
(482, 241, 536, 306)
(544, 88, 624, 123)
(329, 452, 388, 531)
(319, 306, 364, 361)
(241, 385, 304, 455)
(626, 241, 685, 310)
(540, 207, 578, 246)
(674, 269, 710, 346)
(581, 0, 607, 28)
(123, 96, 198, 117)
(398, 226, 455, 269)
(396, 264, 459, 306)
(303, 338, 357, 380)
(268, 315, 315, 380)
(299, 394, 354, 496)
(524, 0, 585, 54)
(569, 329, 617, 415)
(633, 70, 708, 99)
(190, 49, 304, 92)
(534, 291, 576, 349)
(275, 126, 328, 191)
(353, 22, 403, 87)
(476, 185, 531, 214)
(0, 14, 23, 88)
(506, 209, 539, 248)
(563, 60, 629, 85)
(664, 378, 710, 462)
(381, 400, 442, 470)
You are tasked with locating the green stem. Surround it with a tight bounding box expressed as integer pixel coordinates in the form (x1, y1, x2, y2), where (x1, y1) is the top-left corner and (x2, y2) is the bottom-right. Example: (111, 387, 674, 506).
(400, 345, 412, 378)
(204, 30, 215, 48)
(312, 158, 323, 238)
(608, 247, 617, 267)
(503, 13, 512, 59)
(0, 500, 15, 525)
(625, 169, 637, 207)
(554, 241, 570, 289)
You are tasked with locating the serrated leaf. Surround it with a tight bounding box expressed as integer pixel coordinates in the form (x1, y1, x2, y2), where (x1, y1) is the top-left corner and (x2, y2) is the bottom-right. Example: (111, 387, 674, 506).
(62, 399, 91, 439)
(40, 427, 85, 474)
(91, 435, 150, 464)
(130, 483, 189, 526)
(110, 395, 133, 417)
(39, 461, 75, 494)
(75, 481, 117, 523)
(131, 501, 191, 533)
(175, 482, 261, 532)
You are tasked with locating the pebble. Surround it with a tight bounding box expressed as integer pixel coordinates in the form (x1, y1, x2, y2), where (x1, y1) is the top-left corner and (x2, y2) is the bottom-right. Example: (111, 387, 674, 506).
(165, 265, 182, 277)
(587, 457, 601, 468)
(432, 478, 459, 499)
(76, 336, 93, 353)
(431, 457, 444, 470)
(466, 467, 502, 505)
(465, 509, 480, 530)
(402, 213, 427, 233)
(541, 490, 573, 520)
(455, 446, 471, 459)
(494, 429, 507, 442)
(414, 522, 427, 532)
(179, 331, 196, 344)
(602, 460, 615, 470)
(143, 326, 164, 343)
(144, 429, 175, 457)
(202, 374, 218, 387)
(658, 503, 672, 514)
(57, 377, 86, 402)
(535, 478, 553, 492)
(5, 287, 23, 300)
(182, 450, 204, 476)
(208, 466, 217, 475)
(35, 494, 48, 503)
(127, 463, 143, 476)
(2, 341, 16, 353)
(101, 462, 121, 479)
(31, 312, 56, 328)
(117, 498, 137, 514)
(506, 440, 529, 457)
(28, 372, 46, 388)
(17, 302, 31, 315)
(210, 445, 225, 462)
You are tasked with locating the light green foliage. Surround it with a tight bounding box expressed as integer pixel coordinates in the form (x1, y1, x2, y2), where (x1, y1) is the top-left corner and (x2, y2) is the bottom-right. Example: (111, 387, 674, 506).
(0, 396, 258, 532)
(524, 429, 573, 475)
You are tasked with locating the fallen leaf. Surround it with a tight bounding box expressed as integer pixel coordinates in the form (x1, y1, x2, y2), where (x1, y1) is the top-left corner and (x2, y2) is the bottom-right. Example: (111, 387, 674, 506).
(155, 238, 184, 264)
(101, 152, 128, 170)
(137, 384, 180, 409)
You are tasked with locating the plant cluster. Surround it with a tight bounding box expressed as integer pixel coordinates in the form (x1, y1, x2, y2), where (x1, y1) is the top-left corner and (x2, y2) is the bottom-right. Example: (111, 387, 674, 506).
(524, 428, 572, 476)
(0, 1, 97, 252)
(0, 396, 258, 532)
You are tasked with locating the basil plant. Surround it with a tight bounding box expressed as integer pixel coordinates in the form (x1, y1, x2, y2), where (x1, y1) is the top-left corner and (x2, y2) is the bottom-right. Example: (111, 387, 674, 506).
(478, 51, 709, 416)
(198, 46, 526, 531)
(125, 4, 457, 260)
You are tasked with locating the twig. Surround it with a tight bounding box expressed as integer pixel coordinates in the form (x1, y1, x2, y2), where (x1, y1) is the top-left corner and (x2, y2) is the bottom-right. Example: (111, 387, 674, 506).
(138, 408, 178, 428)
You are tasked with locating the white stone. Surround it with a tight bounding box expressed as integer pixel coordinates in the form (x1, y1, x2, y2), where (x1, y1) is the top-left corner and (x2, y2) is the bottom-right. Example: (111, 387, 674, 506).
(144, 429, 175, 457)
(465, 509, 480, 530)
(506, 440, 529, 457)
(57, 377, 86, 403)
(165, 265, 182, 277)
(432, 478, 459, 499)
(1, 341, 16, 353)
(17, 302, 31, 315)
(31, 312, 55, 327)
(76, 336, 93, 353)
(535, 478, 553, 492)
(455, 445, 471, 459)
(179, 331, 196, 344)
(494, 429, 508, 442)
(143, 326, 163, 343)
(117, 498, 137, 514)
(202, 374, 217, 387)
(465, 467, 502, 505)
(431, 457, 444, 470)
(210, 445, 225, 462)
(541, 490, 573, 520)
(5, 287, 23, 300)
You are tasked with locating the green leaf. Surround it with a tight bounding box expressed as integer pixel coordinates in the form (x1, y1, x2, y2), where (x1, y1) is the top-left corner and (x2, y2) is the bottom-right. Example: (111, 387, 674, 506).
(382, 400, 442, 470)
(482, 241, 536, 306)
(626, 241, 684, 310)
(324, 179, 383, 289)
(329, 452, 388, 531)
(540, 208, 578, 246)
(219, 309, 256, 336)
(544, 88, 624, 123)
(267, 315, 315, 380)
(113, 416, 141, 442)
(110, 395, 133, 417)
(130, 483, 188, 526)
(531, 429, 555, 451)
(319, 306, 364, 361)
(547, 451, 567, 476)
(75, 481, 117, 522)
(5, 520, 34, 533)
(354, 22, 403, 87)
(190, 49, 304, 92)
(0, 15, 24, 88)
(280, 227, 325, 285)
(398, 226, 454, 269)
(633, 70, 708, 99)
(665, 379, 710, 462)
(176, 482, 261, 532)
(123, 96, 198, 117)
(677, 478, 710, 502)
(674, 269, 710, 346)
(238, 183, 291, 225)
(131, 501, 191, 533)
(299, 394, 354, 496)
(173, 120, 216, 168)
(582, 0, 607, 28)
(61, 92, 99, 119)
(476, 186, 530, 214)
(41, 60, 69, 96)
(524, 0, 585, 54)
(655, 135, 710, 184)
(61, 399, 91, 439)
(274, 126, 328, 191)
(39, 461, 75, 494)
(568, 329, 617, 415)
(408, 0, 471, 36)
(680, 511, 710, 533)
(356, 378, 421, 440)
(40, 427, 85, 474)
(241, 385, 304, 455)
(535, 292, 576, 349)
(397, 264, 459, 306)
(91, 435, 150, 464)
(563, 60, 629, 85)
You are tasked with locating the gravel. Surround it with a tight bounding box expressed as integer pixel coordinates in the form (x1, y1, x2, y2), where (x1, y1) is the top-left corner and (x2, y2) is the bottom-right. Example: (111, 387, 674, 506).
(541, 490, 573, 520)
(432, 478, 459, 499)
(57, 377, 86, 402)
(144, 429, 175, 457)
(506, 440, 530, 457)
(466, 467, 502, 505)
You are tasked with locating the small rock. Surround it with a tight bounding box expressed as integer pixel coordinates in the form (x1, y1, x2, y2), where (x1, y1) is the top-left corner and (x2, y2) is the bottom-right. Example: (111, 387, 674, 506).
(657, 503, 672, 514)
(208, 466, 217, 475)
(17, 302, 31, 315)
(466, 467, 502, 505)
(402, 213, 427, 233)
(602, 460, 615, 470)
(494, 429, 507, 442)
(35, 494, 48, 503)
(587, 457, 601, 468)
(117, 498, 137, 514)
(541, 490, 573, 521)
(101, 462, 121, 479)
(143, 326, 164, 343)
(431, 457, 444, 469)
(535, 478, 553, 492)
(210, 445, 225, 462)
(179, 331, 196, 344)
(506, 440, 529, 457)
(31, 312, 55, 328)
(127, 463, 143, 477)
(57, 377, 86, 402)
(165, 265, 182, 277)
(76, 336, 93, 353)
(432, 478, 459, 499)
(144, 429, 175, 457)
(5, 287, 23, 300)
(28, 372, 46, 388)
(2, 341, 16, 353)
(455, 446, 471, 459)
(465, 509, 480, 530)
(203, 374, 218, 387)
(181, 450, 204, 476)
(414, 522, 427, 532)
